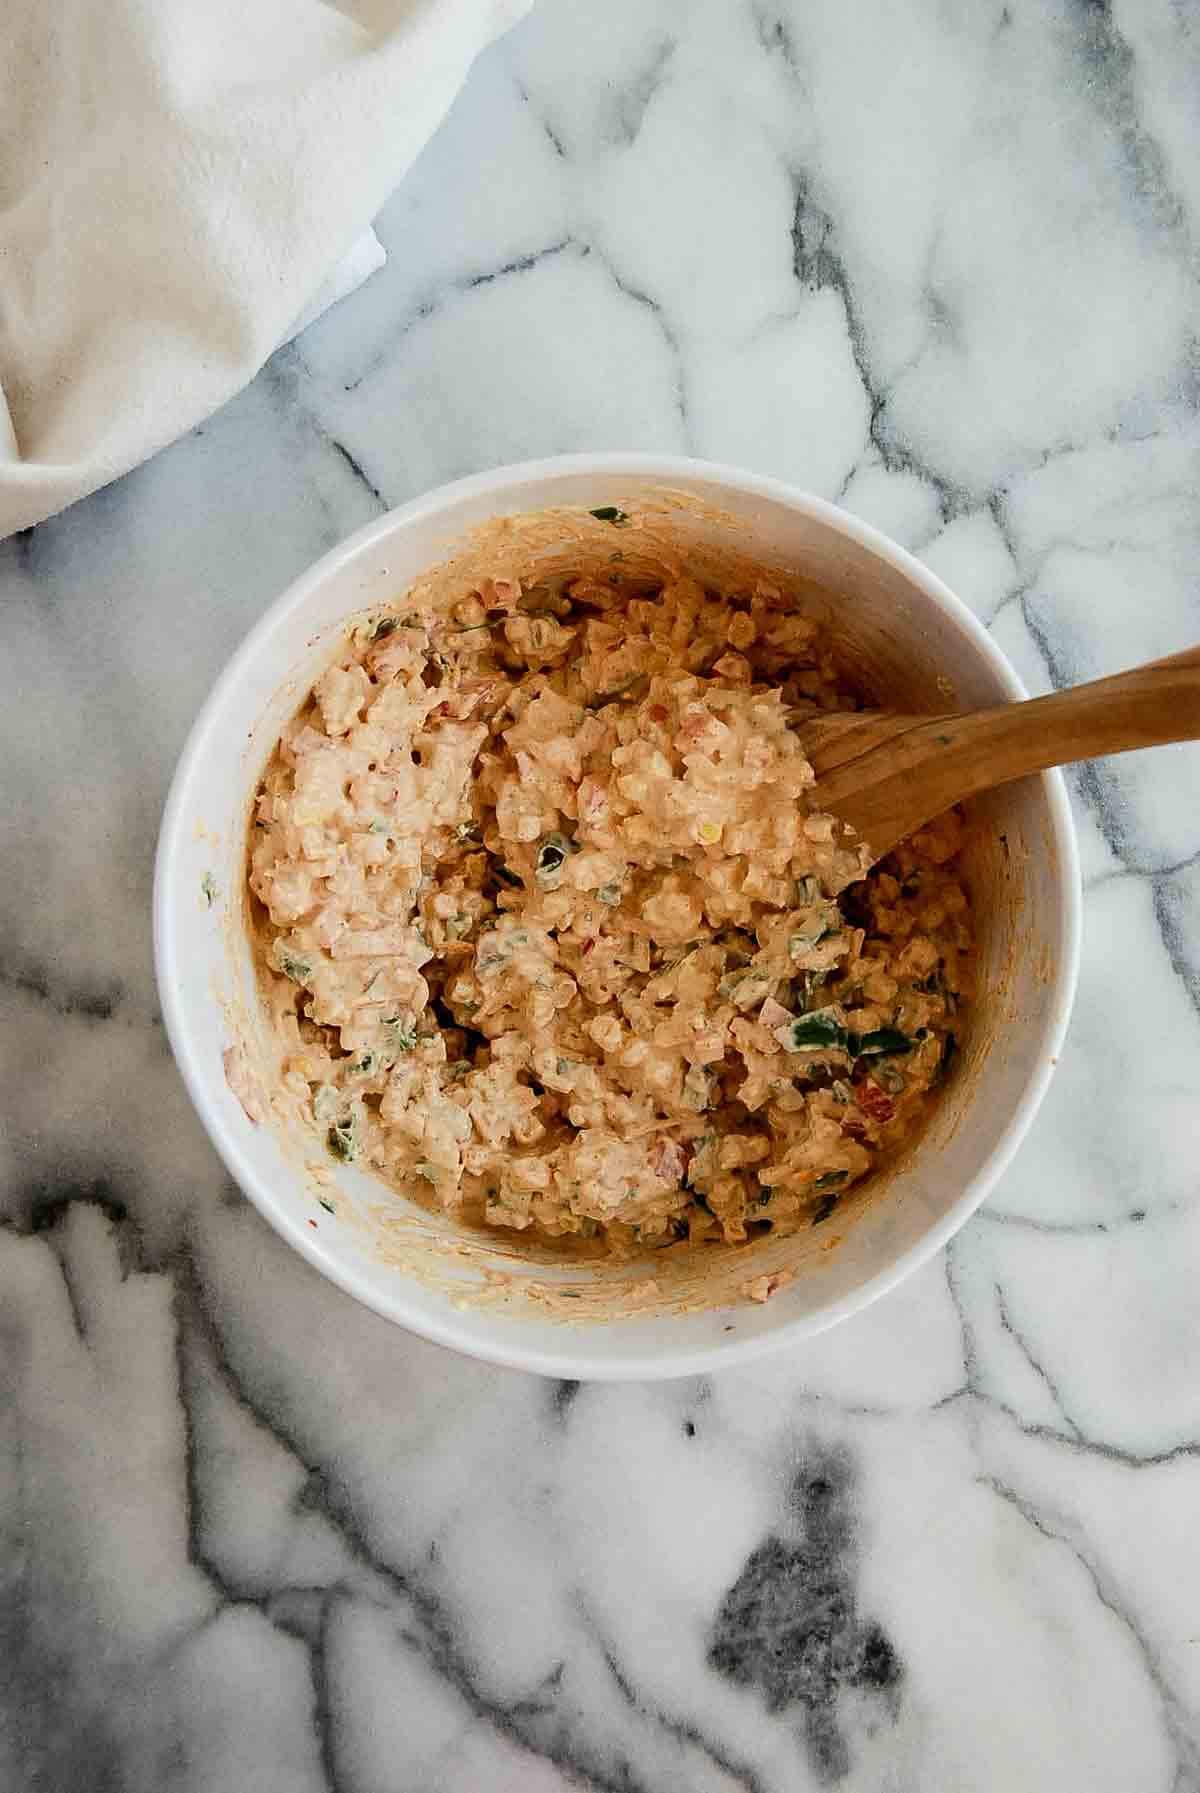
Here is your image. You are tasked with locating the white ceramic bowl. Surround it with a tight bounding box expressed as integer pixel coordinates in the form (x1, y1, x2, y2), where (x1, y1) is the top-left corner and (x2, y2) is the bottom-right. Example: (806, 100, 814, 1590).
(154, 454, 1080, 1379)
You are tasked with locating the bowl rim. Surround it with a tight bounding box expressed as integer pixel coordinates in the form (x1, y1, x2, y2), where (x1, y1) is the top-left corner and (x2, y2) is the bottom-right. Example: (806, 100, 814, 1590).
(154, 451, 1081, 1379)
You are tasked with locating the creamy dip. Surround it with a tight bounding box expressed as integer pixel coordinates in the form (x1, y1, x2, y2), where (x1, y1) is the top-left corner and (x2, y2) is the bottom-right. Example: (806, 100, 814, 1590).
(249, 545, 972, 1256)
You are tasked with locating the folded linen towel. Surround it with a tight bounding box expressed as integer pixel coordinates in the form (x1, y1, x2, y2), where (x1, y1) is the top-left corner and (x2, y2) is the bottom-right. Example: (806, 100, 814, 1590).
(0, 0, 529, 539)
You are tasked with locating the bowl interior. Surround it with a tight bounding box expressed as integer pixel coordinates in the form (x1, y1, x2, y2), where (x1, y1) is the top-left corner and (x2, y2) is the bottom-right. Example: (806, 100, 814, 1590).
(155, 459, 1078, 1377)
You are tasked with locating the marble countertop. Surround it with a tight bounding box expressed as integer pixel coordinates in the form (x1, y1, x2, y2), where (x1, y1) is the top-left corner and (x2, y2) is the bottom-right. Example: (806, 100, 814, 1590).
(4, 2, 1200, 1787)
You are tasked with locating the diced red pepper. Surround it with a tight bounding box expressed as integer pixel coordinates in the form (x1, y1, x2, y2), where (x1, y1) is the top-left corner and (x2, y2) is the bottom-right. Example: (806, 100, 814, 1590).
(856, 1081, 895, 1124)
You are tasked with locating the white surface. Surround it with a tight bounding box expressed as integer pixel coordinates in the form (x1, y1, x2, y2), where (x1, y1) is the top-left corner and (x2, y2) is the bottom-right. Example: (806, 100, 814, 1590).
(3, 0, 1200, 1786)
(154, 453, 1078, 1377)
(0, 0, 527, 537)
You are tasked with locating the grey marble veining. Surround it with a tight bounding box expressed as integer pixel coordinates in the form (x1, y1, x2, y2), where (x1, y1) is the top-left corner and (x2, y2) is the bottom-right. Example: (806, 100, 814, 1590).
(3, 1, 1200, 1787)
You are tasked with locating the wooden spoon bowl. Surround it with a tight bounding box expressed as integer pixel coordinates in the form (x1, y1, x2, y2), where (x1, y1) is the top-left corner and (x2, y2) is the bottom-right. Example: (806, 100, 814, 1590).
(800, 645, 1200, 866)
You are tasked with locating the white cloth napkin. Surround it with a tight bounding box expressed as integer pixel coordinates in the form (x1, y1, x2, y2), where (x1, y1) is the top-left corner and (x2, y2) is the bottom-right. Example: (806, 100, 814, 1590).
(0, 0, 529, 540)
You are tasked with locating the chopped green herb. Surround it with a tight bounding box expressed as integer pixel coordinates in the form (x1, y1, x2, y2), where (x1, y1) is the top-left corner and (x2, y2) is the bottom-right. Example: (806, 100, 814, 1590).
(327, 1116, 360, 1162)
(382, 1017, 417, 1053)
(938, 1032, 959, 1082)
(811, 1192, 840, 1225)
(201, 871, 218, 908)
(682, 1065, 714, 1113)
(318, 1197, 336, 1215)
(851, 1027, 916, 1059)
(370, 617, 398, 641)
(830, 1079, 853, 1105)
(476, 932, 520, 974)
(596, 882, 623, 906)
(456, 821, 482, 843)
(788, 921, 837, 959)
(812, 1170, 849, 1193)
(589, 506, 630, 526)
(275, 946, 312, 984)
(535, 832, 576, 885)
(781, 1009, 845, 1052)
(354, 1051, 377, 1075)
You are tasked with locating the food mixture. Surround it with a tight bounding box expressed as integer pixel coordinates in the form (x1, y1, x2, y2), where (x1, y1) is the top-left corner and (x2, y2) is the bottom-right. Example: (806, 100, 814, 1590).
(248, 546, 972, 1255)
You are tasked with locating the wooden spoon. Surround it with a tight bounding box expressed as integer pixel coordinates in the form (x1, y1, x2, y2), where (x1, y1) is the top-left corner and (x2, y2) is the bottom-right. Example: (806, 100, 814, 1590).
(799, 645, 1200, 865)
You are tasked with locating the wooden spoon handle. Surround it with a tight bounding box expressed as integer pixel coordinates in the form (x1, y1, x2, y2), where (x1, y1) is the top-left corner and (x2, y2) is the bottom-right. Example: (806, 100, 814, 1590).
(824, 645, 1200, 858)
